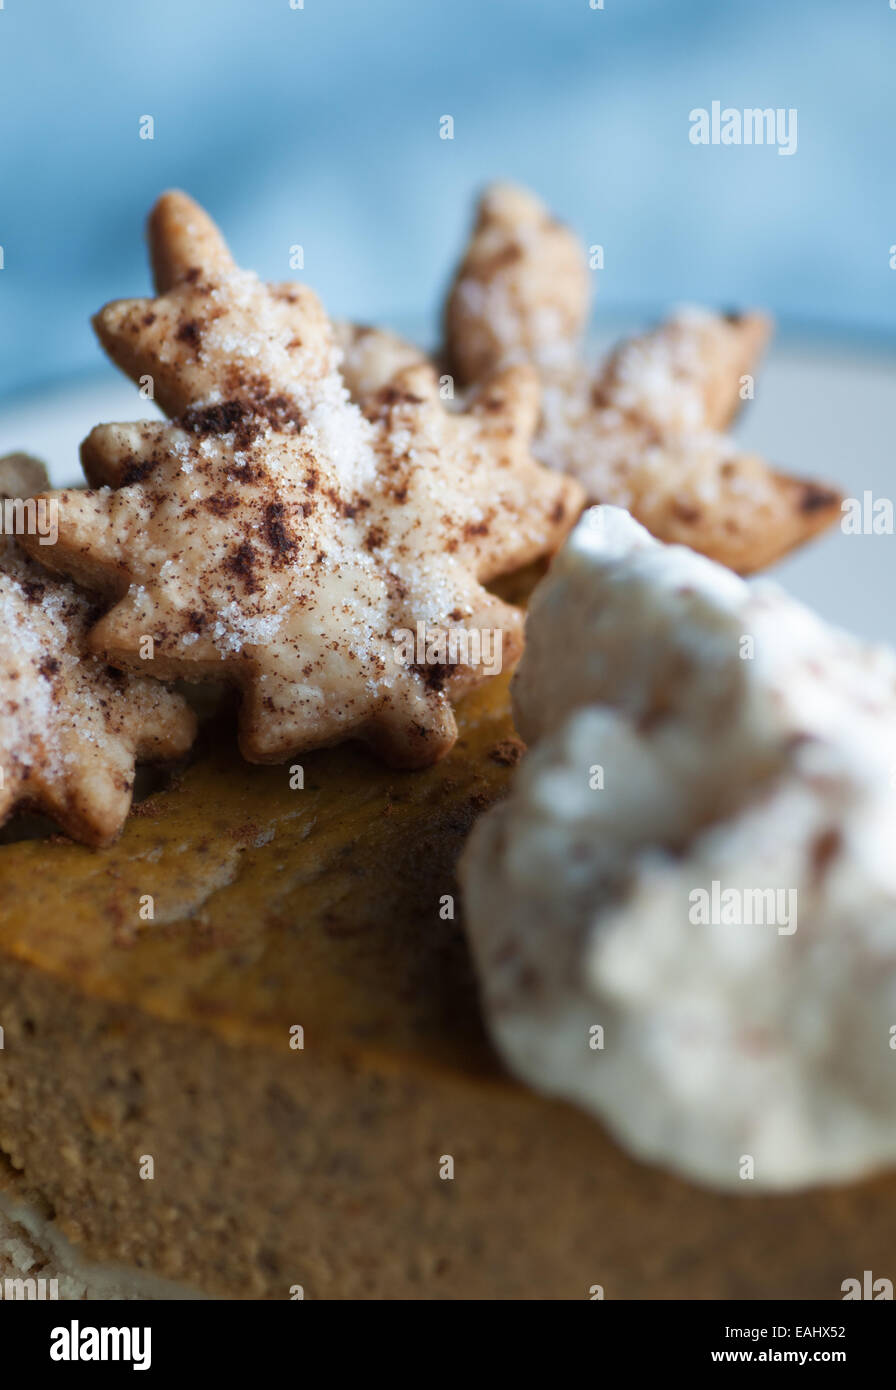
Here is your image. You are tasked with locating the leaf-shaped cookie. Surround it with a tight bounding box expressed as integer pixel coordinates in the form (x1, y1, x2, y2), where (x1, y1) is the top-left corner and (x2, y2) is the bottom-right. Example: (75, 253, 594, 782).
(0, 456, 195, 845)
(21, 194, 583, 769)
(444, 183, 841, 574)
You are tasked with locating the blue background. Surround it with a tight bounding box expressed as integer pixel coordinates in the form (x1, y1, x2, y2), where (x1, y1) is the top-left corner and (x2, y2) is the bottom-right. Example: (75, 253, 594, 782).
(0, 0, 894, 401)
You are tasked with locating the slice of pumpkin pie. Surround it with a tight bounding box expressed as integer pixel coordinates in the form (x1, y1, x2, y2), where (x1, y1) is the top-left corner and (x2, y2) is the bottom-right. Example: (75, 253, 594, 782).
(3, 638, 896, 1300)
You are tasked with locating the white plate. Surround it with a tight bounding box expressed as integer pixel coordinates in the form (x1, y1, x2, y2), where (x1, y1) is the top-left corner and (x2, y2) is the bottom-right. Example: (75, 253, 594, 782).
(1, 332, 892, 644)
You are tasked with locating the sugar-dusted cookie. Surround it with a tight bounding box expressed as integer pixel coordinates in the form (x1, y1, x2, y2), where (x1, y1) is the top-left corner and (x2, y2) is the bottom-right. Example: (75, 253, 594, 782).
(444, 182, 590, 382)
(0, 456, 195, 846)
(333, 320, 430, 402)
(21, 194, 583, 769)
(444, 184, 841, 574)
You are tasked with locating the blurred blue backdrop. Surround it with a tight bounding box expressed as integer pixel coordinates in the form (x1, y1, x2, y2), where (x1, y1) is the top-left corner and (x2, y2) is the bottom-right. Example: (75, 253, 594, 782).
(0, 0, 894, 402)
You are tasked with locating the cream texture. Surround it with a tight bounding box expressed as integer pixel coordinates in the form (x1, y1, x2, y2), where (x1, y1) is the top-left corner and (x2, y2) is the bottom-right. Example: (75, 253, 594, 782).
(461, 506, 896, 1190)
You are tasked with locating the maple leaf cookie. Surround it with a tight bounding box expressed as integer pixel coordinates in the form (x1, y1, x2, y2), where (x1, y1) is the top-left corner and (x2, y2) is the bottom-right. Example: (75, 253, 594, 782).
(332, 320, 430, 403)
(444, 183, 841, 574)
(444, 182, 590, 382)
(0, 456, 195, 846)
(21, 193, 583, 770)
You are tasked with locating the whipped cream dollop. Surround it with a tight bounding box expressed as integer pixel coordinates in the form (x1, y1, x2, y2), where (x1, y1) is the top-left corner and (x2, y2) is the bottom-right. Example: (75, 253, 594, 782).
(460, 506, 896, 1190)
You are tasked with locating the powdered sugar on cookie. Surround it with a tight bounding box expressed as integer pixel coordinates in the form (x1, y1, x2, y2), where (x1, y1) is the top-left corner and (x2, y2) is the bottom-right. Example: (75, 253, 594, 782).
(445, 184, 841, 573)
(22, 193, 582, 769)
(0, 459, 194, 846)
